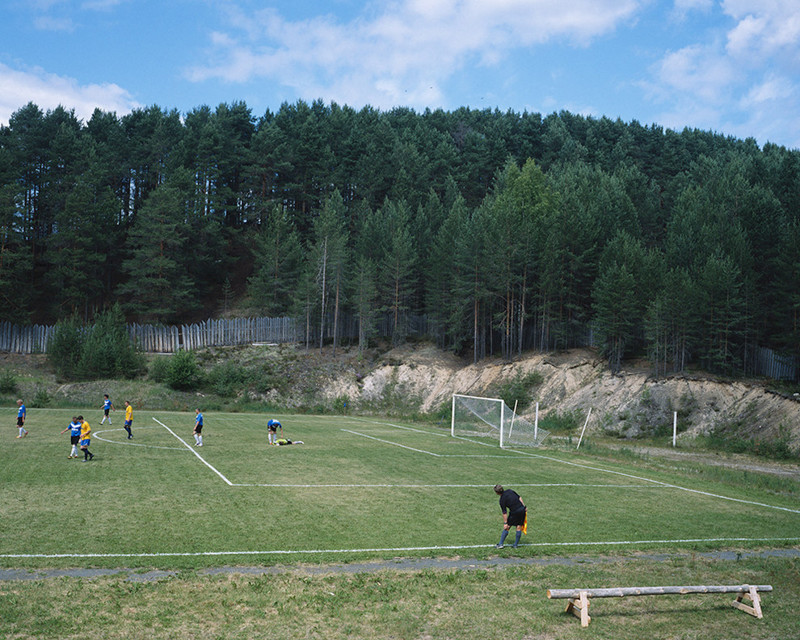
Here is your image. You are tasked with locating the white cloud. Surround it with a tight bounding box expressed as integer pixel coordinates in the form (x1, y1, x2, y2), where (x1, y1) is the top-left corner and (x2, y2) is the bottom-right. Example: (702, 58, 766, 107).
(723, 0, 800, 64)
(33, 15, 75, 31)
(646, 0, 800, 148)
(0, 63, 140, 126)
(187, 0, 642, 109)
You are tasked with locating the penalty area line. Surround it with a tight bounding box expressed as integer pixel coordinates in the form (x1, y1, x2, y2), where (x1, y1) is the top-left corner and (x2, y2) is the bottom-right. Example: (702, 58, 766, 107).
(3, 537, 799, 559)
(341, 429, 442, 456)
(152, 417, 234, 486)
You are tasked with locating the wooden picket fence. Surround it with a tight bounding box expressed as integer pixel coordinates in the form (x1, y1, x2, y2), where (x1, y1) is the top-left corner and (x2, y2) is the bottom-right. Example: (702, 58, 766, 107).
(0, 322, 54, 355)
(0, 318, 796, 382)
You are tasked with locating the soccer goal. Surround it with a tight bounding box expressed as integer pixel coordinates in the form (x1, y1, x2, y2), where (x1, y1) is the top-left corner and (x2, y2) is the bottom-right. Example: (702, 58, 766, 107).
(451, 393, 549, 448)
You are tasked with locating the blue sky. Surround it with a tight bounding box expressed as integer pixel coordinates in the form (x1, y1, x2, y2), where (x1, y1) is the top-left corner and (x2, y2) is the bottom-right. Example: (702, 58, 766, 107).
(1, 0, 798, 149)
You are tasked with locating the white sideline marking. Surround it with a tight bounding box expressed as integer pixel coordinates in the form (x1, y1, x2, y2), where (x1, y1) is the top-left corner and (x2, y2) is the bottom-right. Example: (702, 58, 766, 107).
(153, 418, 234, 486)
(231, 483, 653, 489)
(3, 537, 799, 559)
(366, 420, 800, 515)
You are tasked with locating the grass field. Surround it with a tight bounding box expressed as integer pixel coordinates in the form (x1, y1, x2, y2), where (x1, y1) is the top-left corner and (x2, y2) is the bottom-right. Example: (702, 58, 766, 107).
(2, 408, 798, 568)
(2, 407, 799, 638)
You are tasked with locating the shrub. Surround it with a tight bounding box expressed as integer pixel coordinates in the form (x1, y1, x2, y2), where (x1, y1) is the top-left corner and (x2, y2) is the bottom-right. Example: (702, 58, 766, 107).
(206, 361, 250, 397)
(148, 356, 171, 383)
(539, 410, 581, 433)
(0, 369, 17, 394)
(167, 349, 201, 390)
(31, 386, 50, 408)
(496, 371, 544, 411)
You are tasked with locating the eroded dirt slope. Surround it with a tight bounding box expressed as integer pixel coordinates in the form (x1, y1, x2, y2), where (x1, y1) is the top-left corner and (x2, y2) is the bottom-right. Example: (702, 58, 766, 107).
(319, 344, 800, 452)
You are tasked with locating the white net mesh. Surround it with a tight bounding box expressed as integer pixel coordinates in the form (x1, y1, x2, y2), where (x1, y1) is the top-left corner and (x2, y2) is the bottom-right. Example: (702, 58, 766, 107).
(451, 394, 549, 447)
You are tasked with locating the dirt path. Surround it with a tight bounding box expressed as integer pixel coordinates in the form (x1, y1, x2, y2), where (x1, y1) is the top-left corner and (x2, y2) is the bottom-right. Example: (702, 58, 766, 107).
(2, 548, 798, 583)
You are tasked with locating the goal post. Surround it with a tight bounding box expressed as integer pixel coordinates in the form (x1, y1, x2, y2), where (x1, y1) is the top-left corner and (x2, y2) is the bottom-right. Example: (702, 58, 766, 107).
(451, 393, 549, 447)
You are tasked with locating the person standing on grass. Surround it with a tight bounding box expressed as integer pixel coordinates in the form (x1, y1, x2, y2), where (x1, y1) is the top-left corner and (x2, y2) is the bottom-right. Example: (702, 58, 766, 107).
(100, 394, 114, 424)
(123, 400, 133, 439)
(494, 484, 527, 549)
(193, 409, 204, 447)
(60, 416, 82, 458)
(15, 399, 27, 438)
(78, 415, 94, 461)
(267, 418, 282, 445)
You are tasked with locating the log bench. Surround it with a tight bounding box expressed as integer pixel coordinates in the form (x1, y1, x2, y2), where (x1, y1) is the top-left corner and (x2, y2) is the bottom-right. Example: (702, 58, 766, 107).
(546, 584, 772, 628)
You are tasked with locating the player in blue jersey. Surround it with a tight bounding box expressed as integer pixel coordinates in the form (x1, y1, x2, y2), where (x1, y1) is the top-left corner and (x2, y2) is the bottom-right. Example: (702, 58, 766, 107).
(100, 394, 114, 424)
(267, 418, 282, 445)
(60, 416, 83, 458)
(193, 409, 204, 447)
(15, 399, 27, 438)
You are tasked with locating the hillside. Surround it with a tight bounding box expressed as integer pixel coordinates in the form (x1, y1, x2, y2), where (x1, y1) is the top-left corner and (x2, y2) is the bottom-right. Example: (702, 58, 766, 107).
(307, 343, 800, 456)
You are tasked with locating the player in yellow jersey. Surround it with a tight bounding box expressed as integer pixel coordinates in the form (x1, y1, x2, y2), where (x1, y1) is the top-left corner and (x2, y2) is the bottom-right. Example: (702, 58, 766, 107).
(78, 416, 94, 461)
(123, 400, 133, 439)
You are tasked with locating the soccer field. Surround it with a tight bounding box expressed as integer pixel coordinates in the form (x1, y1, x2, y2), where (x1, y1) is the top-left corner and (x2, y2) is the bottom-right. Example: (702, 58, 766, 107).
(2, 408, 799, 568)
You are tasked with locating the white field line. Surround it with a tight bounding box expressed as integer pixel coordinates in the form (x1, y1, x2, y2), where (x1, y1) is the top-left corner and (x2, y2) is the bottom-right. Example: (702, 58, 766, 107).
(349, 417, 450, 437)
(340, 429, 443, 456)
(93, 426, 186, 451)
(367, 419, 800, 516)
(153, 418, 234, 486)
(232, 483, 654, 488)
(341, 428, 534, 459)
(3, 537, 799, 559)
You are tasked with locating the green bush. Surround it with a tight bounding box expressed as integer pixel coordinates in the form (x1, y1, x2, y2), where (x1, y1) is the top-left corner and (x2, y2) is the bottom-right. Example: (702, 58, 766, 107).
(496, 371, 544, 411)
(206, 361, 250, 397)
(539, 410, 581, 433)
(167, 349, 201, 390)
(31, 386, 50, 408)
(332, 395, 349, 414)
(148, 356, 171, 383)
(0, 369, 17, 394)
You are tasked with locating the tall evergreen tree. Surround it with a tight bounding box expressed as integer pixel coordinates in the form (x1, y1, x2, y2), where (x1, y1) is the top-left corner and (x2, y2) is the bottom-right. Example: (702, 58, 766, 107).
(310, 190, 349, 354)
(116, 183, 198, 323)
(248, 205, 303, 315)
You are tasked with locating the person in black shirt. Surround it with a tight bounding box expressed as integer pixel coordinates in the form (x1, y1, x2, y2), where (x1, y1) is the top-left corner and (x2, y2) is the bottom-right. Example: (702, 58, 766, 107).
(494, 484, 526, 548)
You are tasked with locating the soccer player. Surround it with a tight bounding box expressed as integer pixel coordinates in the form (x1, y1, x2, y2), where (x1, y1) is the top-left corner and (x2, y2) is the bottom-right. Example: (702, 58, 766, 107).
(60, 416, 82, 458)
(100, 394, 114, 424)
(493, 484, 527, 549)
(15, 399, 27, 438)
(193, 409, 204, 447)
(78, 416, 94, 461)
(123, 400, 133, 439)
(267, 418, 282, 445)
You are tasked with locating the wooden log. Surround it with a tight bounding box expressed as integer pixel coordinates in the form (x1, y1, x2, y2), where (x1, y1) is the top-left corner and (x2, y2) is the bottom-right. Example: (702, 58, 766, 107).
(547, 585, 772, 599)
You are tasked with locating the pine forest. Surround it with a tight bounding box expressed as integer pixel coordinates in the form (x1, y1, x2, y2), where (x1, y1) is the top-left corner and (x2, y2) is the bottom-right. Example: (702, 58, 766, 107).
(1, 99, 799, 376)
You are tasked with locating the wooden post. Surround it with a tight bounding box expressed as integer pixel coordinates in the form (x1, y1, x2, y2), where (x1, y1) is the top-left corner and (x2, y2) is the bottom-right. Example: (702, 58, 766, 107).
(564, 591, 590, 627)
(732, 585, 764, 619)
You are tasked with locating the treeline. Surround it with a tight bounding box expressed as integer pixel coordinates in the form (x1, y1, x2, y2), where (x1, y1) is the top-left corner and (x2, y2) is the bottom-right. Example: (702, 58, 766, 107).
(0, 99, 798, 376)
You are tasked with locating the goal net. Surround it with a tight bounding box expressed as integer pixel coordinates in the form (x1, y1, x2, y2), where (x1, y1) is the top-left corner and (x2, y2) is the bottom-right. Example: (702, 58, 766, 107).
(451, 394, 549, 447)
